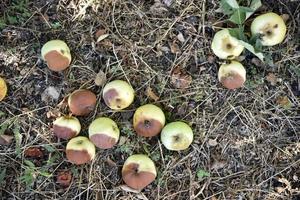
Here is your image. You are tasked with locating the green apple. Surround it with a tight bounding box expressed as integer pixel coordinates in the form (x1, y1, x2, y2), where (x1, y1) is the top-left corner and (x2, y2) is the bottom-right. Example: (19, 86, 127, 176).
(218, 61, 246, 90)
(161, 121, 193, 151)
(53, 116, 81, 139)
(211, 29, 244, 59)
(89, 117, 120, 149)
(122, 154, 157, 190)
(41, 40, 71, 71)
(68, 89, 97, 116)
(251, 12, 287, 46)
(102, 80, 134, 110)
(133, 104, 165, 137)
(66, 136, 96, 165)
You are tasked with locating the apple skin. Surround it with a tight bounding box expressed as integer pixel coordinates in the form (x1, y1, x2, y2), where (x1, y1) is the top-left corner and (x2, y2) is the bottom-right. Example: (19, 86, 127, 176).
(0, 77, 7, 101)
(122, 154, 157, 190)
(41, 40, 71, 71)
(251, 12, 287, 46)
(68, 89, 97, 116)
(218, 61, 246, 90)
(102, 80, 134, 110)
(66, 136, 96, 165)
(89, 117, 120, 149)
(160, 121, 193, 151)
(211, 29, 244, 59)
(53, 116, 81, 139)
(133, 104, 165, 137)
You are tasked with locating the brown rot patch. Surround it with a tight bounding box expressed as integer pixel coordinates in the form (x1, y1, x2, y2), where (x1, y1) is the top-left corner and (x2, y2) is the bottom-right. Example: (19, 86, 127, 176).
(122, 163, 156, 190)
(134, 118, 163, 137)
(103, 89, 120, 107)
(53, 125, 77, 139)
(90, 133, 116, 149)
(221, 73, 245, 90)
(69, 90, 96, 116)
(66, 149, 91, 165)
(44, 50, 70, 71)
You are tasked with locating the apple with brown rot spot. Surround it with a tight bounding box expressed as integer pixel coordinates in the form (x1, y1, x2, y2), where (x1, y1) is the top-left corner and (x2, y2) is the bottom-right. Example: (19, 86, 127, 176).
(66, 136, 96, 165)
(102, 80, 134, 110)
(218, 61, 246, 90)
(122, 154, 157, 190)
(68, 89, 97, 116)
(89, 117, 120, 149)
(53, 116, 81, 139)
(133, 104, 165, 137)
(41, 40, 71, 71)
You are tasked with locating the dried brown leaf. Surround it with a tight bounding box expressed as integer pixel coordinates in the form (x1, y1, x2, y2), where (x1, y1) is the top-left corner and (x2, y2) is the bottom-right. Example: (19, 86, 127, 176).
(211, 160, 226, 170)
(57, 171, 72, 187)
(208, 139, 218, 147)
(146, 87, 159, 101)
(0, 134, 14, 145)
(169, 41, 181, 54)
(276, 96, 292, 109)
(281, 14, 290, 23)
(171, 67, 192, 89)
(266, 73, 278, 86)
(94, 70, 107, 86)
(24, 147, 44, 158)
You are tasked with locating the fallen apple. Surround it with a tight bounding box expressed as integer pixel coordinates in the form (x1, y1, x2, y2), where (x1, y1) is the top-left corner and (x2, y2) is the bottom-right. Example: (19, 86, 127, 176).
(211, 29, 244, 59)
(218, 61, 246, 90)
(133, 104, 165, 137)
(66, 136, 96, 165)
(161, 121, 193, 151)
(89, 117, 120, 149)
(0, 77, 7, 101)
(122, 154, 157, 190)
(68, 89, 97, 116)
(251, 12, 287, 46)
(53, 116, 81, 139)
(41, 40, 72, 71)
(102, 80, 134, 110)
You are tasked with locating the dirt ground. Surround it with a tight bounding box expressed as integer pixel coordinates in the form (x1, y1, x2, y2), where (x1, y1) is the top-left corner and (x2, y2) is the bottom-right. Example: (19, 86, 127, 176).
(0, 0, 300, 199)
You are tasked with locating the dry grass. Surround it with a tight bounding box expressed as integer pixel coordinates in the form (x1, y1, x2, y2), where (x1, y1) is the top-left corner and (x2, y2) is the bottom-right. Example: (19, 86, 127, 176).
(0, 0, 300, 199)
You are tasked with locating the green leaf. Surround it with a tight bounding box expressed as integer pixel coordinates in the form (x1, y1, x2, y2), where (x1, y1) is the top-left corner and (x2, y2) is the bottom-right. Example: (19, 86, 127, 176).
(224, 0, 239, 8)
(0, 168, 6, 184)
(44, 144, 56, 153)
(246, 0, 262, 19)
(13, 122, 22, 156)
(39, 171, 52, 177)
(0, 122, 9, 135)
(220, 0, 235, 15)
(7, 15, 18, 24)
(228, 27, 247, 41)
(238, 40, 264, 61)
(229, 9, 246, 25)
(197, 169, 210, 179)
(24, 160, 35, 168)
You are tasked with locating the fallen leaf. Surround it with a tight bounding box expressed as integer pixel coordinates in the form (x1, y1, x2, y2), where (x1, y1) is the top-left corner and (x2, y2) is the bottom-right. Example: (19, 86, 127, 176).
(57, 170, 72, 187)
(95, 29, 106, 39)
(251, 58, 263, 67)
(24, 147, 44, 158)
(97, 34, 109, 43)
(46, 109, 61, 119)
(211, 160, 226, 170)
(120, 184, 141, 193)
(0, 135, 14, 145)
(207, 55, 215, 64)
(208, 139, 218, 147)
(266, 73, 278, 86)
(169, 40, 181, 54)
(280, 14, 289, 23)
(275, 187, 286, 194)
(41, 86, 60, 102)
(150, 0, 168, 15)
(94, 70, 107, 86)
(146, 87, 159, 101)
(177, 32, 185, 43)
(106, 157, 117, 167)
(171, 66, 192, 89)
(276, 96, 292, 109)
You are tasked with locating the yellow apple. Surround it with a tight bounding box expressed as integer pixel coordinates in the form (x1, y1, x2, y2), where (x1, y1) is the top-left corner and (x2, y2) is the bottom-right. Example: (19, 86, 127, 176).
(68, 89, 97, 116)
(251, 12, 287, 46)
(161, 121, 193, 151)
(211, 29, 244, 59)
(0, 77, 7, 101)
